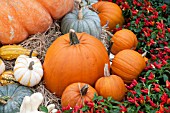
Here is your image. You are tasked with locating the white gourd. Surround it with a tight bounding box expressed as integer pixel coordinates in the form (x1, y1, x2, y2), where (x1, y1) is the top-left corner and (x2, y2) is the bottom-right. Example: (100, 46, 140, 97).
(13, 51, 43, 87)
(19, 92, 44, 113)
(0, 59, 5, 75)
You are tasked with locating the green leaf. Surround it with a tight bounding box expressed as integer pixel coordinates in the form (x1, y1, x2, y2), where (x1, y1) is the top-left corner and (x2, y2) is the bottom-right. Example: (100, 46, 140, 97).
(39, 106, 48, 113)
(163, 74, 169, 82)
(81, 105, 89, 112)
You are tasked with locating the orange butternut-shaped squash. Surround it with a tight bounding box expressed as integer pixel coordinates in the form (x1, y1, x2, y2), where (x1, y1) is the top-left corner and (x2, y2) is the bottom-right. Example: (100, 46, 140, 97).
(0, 0, 74, 44)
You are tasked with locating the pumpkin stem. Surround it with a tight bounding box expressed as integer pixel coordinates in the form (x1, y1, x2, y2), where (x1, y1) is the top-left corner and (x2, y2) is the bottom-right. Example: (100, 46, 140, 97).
(28, 61, 34, 70)
(29, 50, 34, 58)
(80, 84, 89, 96)
(78, 4, 83, 20)
(104, 64, 110, 77)
(0, 96, 10, 105)
(142, 51, 147, 57)
(88, 6, 99, 14)
(69, 29, 80, 45)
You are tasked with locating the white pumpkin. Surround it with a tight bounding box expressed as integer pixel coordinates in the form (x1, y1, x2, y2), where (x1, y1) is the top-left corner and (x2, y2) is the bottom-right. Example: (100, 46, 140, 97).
(13, 51, 43, 87)
(0, 59, 5, 75)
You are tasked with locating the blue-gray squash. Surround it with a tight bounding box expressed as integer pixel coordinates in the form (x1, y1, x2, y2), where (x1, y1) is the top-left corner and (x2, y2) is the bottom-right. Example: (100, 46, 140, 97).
(0, 83, 33, 113)
(61, 8, 102, 39)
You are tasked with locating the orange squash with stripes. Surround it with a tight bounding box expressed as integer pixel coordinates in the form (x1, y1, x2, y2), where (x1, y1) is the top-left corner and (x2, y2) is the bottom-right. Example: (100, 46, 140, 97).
(0, 0, 74, 44)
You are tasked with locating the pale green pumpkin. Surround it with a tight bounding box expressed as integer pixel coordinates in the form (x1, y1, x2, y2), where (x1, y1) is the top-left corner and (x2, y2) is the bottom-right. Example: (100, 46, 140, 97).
(0, 83, 33, 113)
(61, 8, 101, 39)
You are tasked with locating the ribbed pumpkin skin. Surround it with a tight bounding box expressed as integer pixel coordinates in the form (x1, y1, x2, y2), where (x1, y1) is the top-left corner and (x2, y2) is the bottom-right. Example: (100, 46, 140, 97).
(0, 1, 28, 44)
(95, 75, 126, 101)
(36, 0, 74, 19)
(43, 32, 109, 96)
(111, 50, 146, 84)
(0, 0, 74, 44)
(0, 83, 33, 113)
(61, 8, 101, 38)
(92, 1, 124, 31)
(61, 83, 97, 107)
(111, 29, 138, 55)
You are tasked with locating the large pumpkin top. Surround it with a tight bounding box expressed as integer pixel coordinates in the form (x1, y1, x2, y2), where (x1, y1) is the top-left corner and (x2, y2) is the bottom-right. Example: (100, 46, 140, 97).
(43, 30, 109, 96)
(36, 0, 74, 19)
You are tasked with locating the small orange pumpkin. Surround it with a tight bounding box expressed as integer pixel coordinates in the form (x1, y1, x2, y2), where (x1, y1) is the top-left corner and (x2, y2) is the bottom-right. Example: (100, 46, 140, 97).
(111, 50, 146, 84)
(92, 1, 124, 31)
(110, 29, 138, 55)
(61, 82, 97, 108)
(95, 64, 126, 101)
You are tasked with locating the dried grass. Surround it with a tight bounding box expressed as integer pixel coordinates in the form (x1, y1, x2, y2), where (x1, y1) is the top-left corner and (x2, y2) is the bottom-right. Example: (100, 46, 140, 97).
(2, 19, 109, 110)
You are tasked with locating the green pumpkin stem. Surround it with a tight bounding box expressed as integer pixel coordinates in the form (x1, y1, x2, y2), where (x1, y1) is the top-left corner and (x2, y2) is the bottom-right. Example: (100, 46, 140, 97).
(29, 50, 34, 58)
(80, 84, 89, 96)
(69, 29, 80, 45)
(0, 96, 10, 105)
(104, 64, 110, 77)
(28, 61, 34, 70)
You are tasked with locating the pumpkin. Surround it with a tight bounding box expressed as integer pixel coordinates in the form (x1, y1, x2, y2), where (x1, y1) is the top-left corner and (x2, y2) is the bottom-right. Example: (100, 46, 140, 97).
(0, 83, 33, 113)
(61, 7, 102, 38)
(61, 82, 97, 107)
(0, 59, 5, 75)
(14, 50, 43, 87)
(0, 45, 38, 60)
(0, 0, 74, 44)
(95, 64, 126, 101)
(43, 29, 109, 96)
(111, 50, 146, 84)
(36, 0, 74, 20)
(110, 29, 138, 55)
(0, 71, 16, 86)
(92, 1, 124, 31)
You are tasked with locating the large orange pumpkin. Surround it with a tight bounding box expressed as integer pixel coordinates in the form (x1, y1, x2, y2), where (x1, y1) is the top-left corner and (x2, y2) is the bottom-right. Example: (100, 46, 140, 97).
(95, 64, 126, 101)
(92, 1, 124, 31)
(61, 82, 97, 107)
(0, 0, 74, 44)
(43, 29, 109, 96)
(110, 29, 138, 55)
(36, 0, 74, 20)
(111, 50, 146, 84)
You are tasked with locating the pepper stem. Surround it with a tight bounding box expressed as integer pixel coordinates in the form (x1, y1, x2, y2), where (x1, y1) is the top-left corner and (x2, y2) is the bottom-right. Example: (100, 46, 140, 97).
(28, 61, 34, 70)
(104, 64, 110, 77)
(69, 29, 80, 45)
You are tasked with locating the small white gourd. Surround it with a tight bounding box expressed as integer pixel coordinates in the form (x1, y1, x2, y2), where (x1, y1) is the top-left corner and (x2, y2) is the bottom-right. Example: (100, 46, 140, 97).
(13, 50, 43, 87)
